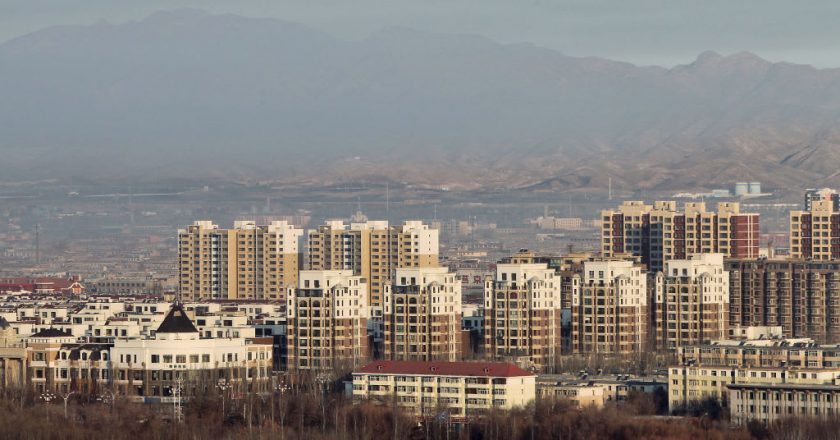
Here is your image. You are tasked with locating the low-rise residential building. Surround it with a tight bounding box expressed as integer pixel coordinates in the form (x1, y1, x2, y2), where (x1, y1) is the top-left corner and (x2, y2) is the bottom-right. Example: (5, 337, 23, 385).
(110, 304, 273, 401)
(728, 380, 840, 425)
(668, 364, 840, 412)
(352, 360, 536, 419)
(537, 373, 667, 408)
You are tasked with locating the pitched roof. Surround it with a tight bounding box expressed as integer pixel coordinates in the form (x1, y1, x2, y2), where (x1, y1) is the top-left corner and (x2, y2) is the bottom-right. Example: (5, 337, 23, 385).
(31, 328, 72, 338)
(355, 360, 534, 378)
(156, 304, 198, 333)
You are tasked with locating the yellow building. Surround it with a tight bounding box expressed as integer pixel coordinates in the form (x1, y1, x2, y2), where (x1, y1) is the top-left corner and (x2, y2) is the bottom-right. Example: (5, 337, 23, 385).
(178, 220, 303, 301)
(352, 360, 536, 419)
(729, 379, 840, 425)
(306, 220, 439, 315)
(790, 199, 840, 260)
(668, 364, 840, 412)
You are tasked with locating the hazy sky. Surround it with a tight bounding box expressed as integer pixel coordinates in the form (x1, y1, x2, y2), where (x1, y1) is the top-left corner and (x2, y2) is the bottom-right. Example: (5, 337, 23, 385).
(4, 0, 840, 67)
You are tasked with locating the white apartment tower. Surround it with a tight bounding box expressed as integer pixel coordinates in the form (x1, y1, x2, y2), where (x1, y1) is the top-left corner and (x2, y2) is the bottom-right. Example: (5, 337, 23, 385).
(483, 251, 562, 372)
(383, 267, 462, 361)
(571, 260, 648, 354)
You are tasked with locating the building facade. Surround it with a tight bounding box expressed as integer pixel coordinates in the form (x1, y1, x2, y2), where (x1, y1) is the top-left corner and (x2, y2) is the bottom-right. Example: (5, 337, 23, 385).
(804, 188, 840, 211)
(285, 271, 370, 372)
(483, 251, 562, 372)
(571, 260, 648, 355)
(669, 364, 840, 413)
(352, 360, 536, 418)
(306, 220, 439, 315)
(789, 199, 840, 260)
(383, 267, 462, 362)
(652, 254, 729, 350)
(110, 304, 273, 400)
(727, 259, 840, 343)
(728, 380, 840, 425)
(178, 220, 303, 301)
(601, 201, 759, 271)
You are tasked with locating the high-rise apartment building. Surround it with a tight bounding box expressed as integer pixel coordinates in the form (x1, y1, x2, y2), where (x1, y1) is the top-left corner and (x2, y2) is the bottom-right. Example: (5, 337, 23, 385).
(651, 254, 729, 350)
(601, 201, 759, 271)
(571, 259, 647, 354)
(727, 259, 840, 343)
(306, 220, 438, 315)
(383, 267, 462, 361)
(805, 188, 840, 211)
(484, 251, 562, 372)
(178, 221, 303, 301)
(789, 199, 840, 260)
(285, 270, 370, 372)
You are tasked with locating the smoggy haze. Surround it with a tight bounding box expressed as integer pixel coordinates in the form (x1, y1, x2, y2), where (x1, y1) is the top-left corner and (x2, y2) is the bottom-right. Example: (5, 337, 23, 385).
(4, 0, 840, 68)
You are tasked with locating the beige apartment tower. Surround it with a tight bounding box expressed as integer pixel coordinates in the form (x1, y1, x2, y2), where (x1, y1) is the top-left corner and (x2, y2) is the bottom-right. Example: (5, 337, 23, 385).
(178, 220, 303, 301)
(571, 259, 648, 354)
(652, 253, 729, 350)
(383, 267, 462, 361)
(306, 220, 439, 315)
(789, 199, 840, 260)
(285, 270, 370, 372)
(483, 251, 562, 372)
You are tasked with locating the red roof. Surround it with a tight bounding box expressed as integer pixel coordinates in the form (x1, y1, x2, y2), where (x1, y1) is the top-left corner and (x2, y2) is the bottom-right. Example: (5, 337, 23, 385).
(355, 360, 534, 378)
(0, 277, 83, 294)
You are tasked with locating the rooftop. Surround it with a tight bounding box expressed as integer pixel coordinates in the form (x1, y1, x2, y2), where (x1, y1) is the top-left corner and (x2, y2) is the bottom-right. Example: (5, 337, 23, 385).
(155, 304, 198, 334)
(355, 360, 534, 378)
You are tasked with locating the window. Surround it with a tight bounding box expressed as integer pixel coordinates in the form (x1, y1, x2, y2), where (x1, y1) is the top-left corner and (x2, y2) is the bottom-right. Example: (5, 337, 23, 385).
(151, 355, 160, 363)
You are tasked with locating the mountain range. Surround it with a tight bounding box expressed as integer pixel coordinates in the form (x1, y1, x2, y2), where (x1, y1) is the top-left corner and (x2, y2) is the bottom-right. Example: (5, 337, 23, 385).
(3, 8, 840, 192)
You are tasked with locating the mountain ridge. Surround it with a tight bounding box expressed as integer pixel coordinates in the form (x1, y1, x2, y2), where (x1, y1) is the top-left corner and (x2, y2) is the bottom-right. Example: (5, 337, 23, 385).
(2, 9, 840, 192)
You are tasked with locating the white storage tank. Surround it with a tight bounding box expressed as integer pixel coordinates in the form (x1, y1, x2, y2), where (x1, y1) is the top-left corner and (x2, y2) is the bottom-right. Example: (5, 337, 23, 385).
(748, 182, 761, 194)
(734, 182, 749, 196)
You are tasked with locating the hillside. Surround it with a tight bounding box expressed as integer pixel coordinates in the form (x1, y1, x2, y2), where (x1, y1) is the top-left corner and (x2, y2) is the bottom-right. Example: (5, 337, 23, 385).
(2, 9, 840, 191)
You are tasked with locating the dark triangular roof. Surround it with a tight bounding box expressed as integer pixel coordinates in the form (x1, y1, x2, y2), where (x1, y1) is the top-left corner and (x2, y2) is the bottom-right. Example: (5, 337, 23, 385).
(0, 317, 10, 329)
(156, 304, 199, 333)
(31, 328, 72, 338)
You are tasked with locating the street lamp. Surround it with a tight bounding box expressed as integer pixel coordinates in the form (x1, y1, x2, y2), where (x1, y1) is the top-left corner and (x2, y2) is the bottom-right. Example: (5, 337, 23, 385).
(59, 390, 76, 419)
(96, 390, 117, 413)
(40, 391, 56, 421)
(217, 379, 233, 417)
(172, 378, 183, 423)
(274, 380, 291, 439)
(315, 373, 331, 433)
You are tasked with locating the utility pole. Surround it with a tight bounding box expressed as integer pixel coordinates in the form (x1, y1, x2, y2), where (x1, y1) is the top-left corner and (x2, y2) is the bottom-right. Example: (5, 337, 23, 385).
(173, 377, 183, 423)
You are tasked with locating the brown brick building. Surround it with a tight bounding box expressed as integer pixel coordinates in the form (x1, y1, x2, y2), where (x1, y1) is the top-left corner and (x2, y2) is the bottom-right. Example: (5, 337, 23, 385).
(727, 259, 840, 343)
(601, 201, 759, 271)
